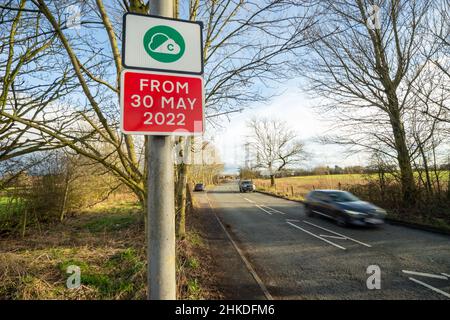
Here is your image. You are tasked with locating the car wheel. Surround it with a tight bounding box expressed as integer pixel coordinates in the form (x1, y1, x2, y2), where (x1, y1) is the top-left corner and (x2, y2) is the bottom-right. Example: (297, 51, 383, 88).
(305, 207, 314, 217)
(337, 216, 348, 227)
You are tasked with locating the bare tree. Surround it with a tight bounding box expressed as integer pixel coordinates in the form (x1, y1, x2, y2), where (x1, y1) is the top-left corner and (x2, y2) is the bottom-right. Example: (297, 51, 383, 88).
(418, 0, 450, 127)
(0, 0, 318, 212)
(429, 0, 449, 80)
(248, 117, 305, 186)
(0, 0, 77, 163)
(300, 0, 445, 203)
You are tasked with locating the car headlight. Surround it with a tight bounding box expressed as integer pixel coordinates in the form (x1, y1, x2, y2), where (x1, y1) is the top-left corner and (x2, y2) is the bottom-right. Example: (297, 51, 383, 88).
(345, 210, 367, 216)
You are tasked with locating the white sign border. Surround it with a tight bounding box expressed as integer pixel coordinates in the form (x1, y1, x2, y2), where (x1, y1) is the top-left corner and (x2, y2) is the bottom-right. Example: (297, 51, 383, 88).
(122, 13, 204, 75)
(120, 69, 205, 136)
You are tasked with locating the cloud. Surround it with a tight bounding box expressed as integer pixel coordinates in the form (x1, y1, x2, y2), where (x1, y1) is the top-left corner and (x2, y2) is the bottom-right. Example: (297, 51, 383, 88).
(149, 33, 180, 55)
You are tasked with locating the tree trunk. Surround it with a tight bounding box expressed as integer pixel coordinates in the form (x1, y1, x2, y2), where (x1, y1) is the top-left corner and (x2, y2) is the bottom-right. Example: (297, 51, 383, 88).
(432, 141, 441, 194)
(418, 142, 433, 196)
(129, 0, 151, 229)
(378, 167, 386, 202)
(388, 103, 416, 204)
(176, 137, 188, 238)
(59, 173, 70, 222)
(21, 209, 27, 238)
(176, 163, 188, 238)
(270, 175, 275, 187)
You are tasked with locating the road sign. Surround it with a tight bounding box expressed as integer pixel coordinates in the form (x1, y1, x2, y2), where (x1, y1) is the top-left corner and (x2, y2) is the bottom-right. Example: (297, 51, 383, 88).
(122, 13, 203, 75)
(120, 69, 204, 135)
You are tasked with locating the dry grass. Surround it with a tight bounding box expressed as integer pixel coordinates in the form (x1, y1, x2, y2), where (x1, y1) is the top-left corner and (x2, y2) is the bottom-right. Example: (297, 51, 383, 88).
(0, 196, 146, 300)
(0, 193, 211, 300)
(254, 174, 367, 200)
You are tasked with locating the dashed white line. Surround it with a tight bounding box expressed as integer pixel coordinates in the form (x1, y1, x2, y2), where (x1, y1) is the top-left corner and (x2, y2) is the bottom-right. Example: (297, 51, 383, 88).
(248, 197, 370, 250)
(303, 220, 372, 248)
(255, 204, 273, 215)
(286, 221, 346, 250)
(260, 205, 286, 215)
(408, 277, 450, 299)
(252, 203, 286, 215)
(242, 197, 255, 203)
(402, 270, 448, 280)
(319, 234, 347, 240)
(312, 210, 333, 219)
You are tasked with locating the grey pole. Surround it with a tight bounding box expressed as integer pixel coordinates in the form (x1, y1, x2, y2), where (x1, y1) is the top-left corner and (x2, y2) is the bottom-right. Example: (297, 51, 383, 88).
(147, 0, 176, 300)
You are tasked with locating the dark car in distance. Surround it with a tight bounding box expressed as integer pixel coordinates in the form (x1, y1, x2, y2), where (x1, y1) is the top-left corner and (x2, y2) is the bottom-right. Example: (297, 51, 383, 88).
(194, 183, 205, 192)
(304, 190, 386, 227)
(239, 180, 255, 192)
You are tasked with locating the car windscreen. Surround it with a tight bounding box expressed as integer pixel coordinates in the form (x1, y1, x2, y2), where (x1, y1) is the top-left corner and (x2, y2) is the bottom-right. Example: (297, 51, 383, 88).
(326, 191, 359, 202)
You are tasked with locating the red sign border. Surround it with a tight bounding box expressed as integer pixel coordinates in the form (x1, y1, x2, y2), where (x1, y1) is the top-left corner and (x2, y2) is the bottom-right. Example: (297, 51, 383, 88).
(120, 69, 204, 136)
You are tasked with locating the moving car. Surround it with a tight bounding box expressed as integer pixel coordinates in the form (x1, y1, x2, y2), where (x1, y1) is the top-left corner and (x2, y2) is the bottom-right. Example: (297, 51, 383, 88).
(304, 190, 386, 227)
(194, 183, 205, 192)
(239, 180, 255, 192)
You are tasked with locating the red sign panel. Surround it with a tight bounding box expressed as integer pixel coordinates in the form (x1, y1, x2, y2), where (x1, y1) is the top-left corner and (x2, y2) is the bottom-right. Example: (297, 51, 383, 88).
(120, 70, 204, 135)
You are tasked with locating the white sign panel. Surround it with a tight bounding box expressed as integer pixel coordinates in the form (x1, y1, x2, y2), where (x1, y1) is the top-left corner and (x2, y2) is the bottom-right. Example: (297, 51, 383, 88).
(122, 13, 203, 75)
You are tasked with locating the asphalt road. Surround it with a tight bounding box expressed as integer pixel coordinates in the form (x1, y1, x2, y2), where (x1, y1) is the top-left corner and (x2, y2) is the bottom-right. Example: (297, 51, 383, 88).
(200, 182, 450, 300)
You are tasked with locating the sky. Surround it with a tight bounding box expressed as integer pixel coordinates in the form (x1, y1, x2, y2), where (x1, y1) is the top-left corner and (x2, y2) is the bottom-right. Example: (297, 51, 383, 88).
(207, 86, 368, 174)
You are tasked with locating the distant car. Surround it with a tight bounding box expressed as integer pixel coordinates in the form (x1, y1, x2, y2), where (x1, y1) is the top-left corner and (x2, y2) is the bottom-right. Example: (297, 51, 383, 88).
(194, 183, 205, 192)
(304, 190, 386, 227)
(239, 180, 255, 192)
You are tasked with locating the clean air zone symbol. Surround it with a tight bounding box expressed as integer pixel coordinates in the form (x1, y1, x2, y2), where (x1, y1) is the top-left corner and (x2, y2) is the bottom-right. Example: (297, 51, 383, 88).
(143, 25, 185, 63)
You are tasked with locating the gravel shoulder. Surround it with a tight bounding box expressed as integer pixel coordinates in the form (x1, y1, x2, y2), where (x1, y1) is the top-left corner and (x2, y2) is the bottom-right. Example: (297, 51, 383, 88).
(190, 191, 266, 300)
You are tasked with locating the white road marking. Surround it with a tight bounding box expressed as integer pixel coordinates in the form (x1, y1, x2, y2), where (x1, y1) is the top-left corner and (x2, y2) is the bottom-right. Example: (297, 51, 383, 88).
(319, 234, 347, 240)
(205, 194, 273, 300)
(408, 277, 450, 299)
(260, 205, 286, 215)
(442, 273, 450, 278)
(286, 221, 346, 250)
(243, 197, 255, 203)
(303, 220, 372, 248)
(248, 198, 370, 249)
(312, 210, 333, 219)
(286, 219, 300, 222)
(255, 204, 273, 215)
(402, 270, 448, 280)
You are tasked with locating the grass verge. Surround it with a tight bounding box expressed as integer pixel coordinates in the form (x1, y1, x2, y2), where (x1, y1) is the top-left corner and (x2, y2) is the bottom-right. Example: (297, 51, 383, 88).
(0, 195, 216, 299)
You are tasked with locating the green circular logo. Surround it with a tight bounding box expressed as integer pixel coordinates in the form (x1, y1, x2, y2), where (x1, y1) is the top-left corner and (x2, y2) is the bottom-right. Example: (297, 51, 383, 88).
(143, 25, 185, 63)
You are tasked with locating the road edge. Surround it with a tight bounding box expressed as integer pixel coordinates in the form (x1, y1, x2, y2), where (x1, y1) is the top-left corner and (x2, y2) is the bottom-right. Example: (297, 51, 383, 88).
(204, 192, 274, 300)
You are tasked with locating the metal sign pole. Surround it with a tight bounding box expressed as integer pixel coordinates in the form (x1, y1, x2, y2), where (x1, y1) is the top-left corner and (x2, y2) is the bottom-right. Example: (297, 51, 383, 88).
(147, 0, 176, 301)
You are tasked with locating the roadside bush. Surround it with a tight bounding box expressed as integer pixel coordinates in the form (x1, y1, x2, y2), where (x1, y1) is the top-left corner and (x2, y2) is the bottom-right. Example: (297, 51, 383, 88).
(346, 179, 450, 230)
(0, 151, 124, 236)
